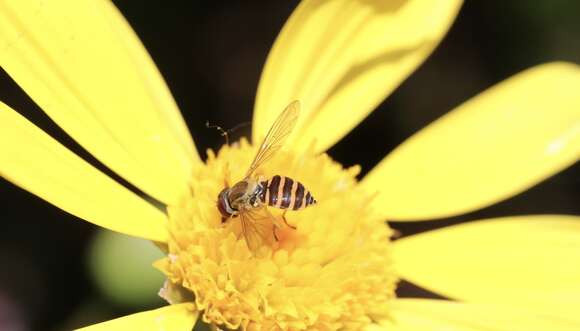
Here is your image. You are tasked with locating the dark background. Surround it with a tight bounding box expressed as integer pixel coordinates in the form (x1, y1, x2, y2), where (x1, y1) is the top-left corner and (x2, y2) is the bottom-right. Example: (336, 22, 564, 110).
(0, 1, 578, 330)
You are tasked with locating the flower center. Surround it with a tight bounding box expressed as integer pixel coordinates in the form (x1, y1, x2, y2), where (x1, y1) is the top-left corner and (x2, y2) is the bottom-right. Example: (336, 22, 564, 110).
(155, 139, 398, 330)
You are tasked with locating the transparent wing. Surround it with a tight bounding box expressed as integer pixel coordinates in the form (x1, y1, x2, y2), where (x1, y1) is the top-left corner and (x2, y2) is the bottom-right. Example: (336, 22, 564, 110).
(239, 205, 276, 253)
(245, 100, 300, 178)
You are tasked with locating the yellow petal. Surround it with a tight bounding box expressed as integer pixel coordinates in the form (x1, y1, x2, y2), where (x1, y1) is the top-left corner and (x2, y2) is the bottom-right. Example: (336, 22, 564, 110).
(0, 0, 198, 205)
(366, 299, 580, 331)
(0, 102, 167, 242)
(393, 215, 580, 319)
(253, 0, 463, 152)
(76, 303, 197, 331)
(363, 62, 580, 220)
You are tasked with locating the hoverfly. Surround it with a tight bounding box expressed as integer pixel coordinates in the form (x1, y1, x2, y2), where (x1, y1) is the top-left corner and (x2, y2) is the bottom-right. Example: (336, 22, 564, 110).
(216, 100, 317, 251)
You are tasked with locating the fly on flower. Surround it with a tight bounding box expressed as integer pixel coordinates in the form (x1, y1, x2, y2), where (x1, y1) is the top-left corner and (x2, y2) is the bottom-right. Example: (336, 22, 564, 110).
(216, 100, 317, 252)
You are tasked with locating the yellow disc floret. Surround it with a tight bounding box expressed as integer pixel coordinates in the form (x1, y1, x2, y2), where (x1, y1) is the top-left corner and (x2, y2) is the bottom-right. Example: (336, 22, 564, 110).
(155, 139, 397, 330)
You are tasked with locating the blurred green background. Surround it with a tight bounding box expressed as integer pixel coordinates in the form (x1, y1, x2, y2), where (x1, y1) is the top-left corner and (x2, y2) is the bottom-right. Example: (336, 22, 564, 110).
(0, 1, 578, 330)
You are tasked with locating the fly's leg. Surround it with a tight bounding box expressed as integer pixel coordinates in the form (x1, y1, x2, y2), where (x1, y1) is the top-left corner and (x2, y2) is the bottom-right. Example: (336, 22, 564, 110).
(272, 218, 283, 241)
(261, 206, 284, 241)
(282, 210, 297, 230)
(272, 226, 280, 241)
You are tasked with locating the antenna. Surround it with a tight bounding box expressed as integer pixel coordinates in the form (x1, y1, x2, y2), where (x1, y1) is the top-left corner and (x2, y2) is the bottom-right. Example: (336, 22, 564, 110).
(205, 121, 251, 145)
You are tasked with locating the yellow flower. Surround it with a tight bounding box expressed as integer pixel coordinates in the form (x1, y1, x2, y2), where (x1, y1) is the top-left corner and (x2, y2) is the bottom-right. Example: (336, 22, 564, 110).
(1, 0, 579, 331)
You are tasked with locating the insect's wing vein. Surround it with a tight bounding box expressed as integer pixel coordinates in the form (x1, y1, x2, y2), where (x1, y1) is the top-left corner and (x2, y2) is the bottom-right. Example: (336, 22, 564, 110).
(239, 205, 276, 252)
(245, 101, 300, 178)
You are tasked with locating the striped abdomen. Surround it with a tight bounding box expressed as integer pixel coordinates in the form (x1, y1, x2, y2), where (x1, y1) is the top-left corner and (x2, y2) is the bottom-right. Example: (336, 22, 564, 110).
(260, 175, 316, 210)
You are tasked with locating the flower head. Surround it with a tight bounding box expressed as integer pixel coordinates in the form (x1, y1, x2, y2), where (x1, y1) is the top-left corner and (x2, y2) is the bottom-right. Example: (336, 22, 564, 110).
(155, 139, 397, 329)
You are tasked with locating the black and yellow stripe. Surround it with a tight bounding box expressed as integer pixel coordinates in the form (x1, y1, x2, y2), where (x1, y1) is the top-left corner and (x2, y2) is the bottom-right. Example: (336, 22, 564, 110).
(260, 175, 316, 211)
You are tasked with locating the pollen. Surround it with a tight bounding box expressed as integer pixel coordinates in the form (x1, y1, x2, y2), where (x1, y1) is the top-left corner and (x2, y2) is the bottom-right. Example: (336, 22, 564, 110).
(154, 139, 398, 330)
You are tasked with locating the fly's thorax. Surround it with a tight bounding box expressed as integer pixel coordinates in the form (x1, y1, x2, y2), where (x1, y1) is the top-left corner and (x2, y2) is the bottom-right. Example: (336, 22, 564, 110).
(228, 178, 263, 210)
(248, 181, 265, 208)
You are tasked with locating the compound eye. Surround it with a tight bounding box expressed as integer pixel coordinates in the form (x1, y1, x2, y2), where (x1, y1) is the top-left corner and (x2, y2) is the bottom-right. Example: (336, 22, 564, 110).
(217, 188, 232, 218)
